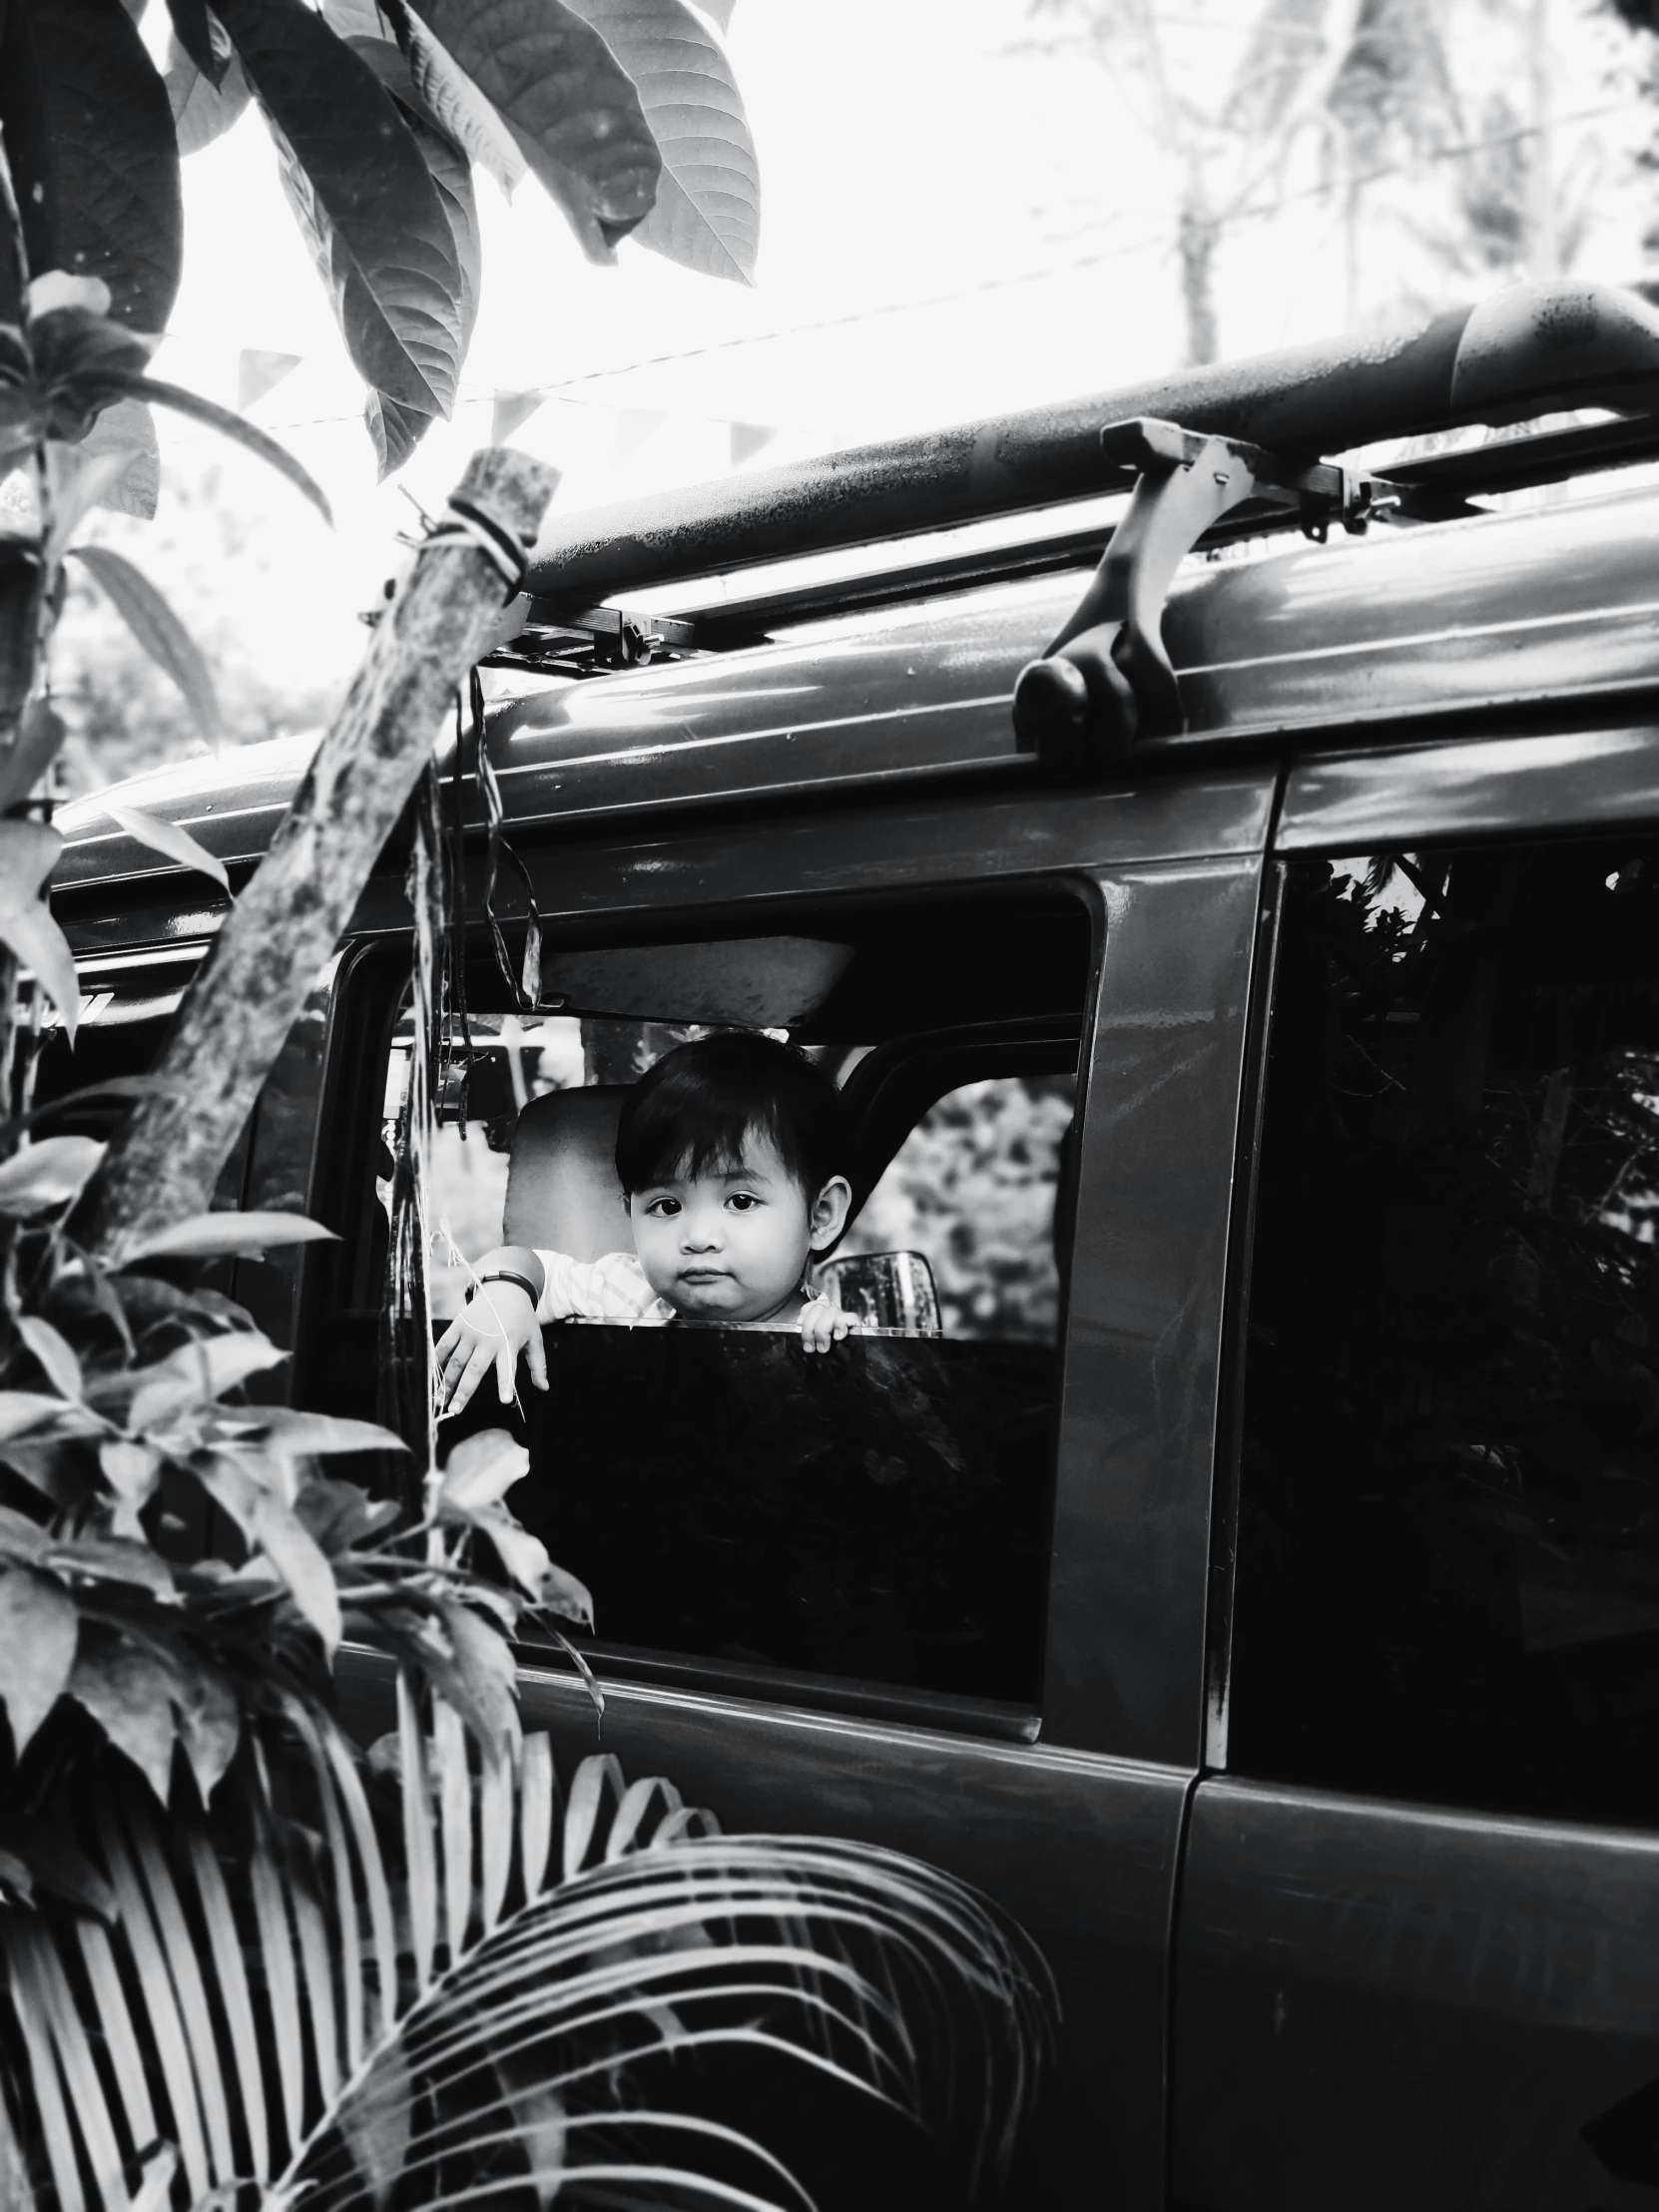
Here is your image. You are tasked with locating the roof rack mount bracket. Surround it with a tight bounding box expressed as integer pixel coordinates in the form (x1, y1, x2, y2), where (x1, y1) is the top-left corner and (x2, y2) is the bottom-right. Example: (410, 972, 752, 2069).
(1012, 416, 1377, 779)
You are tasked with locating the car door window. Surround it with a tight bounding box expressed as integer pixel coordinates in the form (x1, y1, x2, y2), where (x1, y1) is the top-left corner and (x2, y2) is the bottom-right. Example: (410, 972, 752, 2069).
(339, 896, 1090, 1725)
(1230, 837, 1659, 1824)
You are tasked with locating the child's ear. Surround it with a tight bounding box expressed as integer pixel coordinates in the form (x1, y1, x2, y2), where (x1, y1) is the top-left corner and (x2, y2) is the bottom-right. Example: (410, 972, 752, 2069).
(809, 1175, 852, 1251)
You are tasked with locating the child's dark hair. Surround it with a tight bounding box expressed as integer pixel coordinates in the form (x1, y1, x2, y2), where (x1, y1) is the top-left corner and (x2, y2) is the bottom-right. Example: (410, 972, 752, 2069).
(615, 1033, 851, 1200)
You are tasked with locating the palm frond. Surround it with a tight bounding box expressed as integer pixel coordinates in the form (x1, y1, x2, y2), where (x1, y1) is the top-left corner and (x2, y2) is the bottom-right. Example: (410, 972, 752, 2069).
(0, 1683, 1056, 2210)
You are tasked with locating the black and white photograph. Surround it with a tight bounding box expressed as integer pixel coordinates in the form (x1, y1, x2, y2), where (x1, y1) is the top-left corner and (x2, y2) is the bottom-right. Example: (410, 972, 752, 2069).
(4, 0, 1659, 2203)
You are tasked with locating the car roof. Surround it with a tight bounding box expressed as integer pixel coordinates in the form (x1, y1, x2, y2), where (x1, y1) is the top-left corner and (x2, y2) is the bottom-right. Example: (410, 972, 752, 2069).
(53, 471, 1659, 902)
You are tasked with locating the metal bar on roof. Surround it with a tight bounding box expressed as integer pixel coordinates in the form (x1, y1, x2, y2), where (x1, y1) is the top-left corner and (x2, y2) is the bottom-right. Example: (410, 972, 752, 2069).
(521, 280, 1659, 611)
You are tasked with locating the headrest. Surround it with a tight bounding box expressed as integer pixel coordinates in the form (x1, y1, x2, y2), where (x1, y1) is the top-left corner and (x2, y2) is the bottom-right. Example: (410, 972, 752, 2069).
(503, 1085, 632, 1264)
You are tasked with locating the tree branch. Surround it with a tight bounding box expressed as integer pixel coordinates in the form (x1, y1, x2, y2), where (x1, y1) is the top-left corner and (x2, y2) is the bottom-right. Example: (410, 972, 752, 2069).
(79, 445, 558, 1265)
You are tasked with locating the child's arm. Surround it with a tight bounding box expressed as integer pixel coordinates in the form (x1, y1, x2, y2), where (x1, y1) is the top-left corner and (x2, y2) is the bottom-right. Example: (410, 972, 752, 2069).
(800, 1290, 860, 1355)
(437, 1247, 668, 1413)
(436, 1247, 547, 1414)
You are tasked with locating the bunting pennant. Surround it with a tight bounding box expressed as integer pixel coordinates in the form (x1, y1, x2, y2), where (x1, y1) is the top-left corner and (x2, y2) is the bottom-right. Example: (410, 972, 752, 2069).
(730, 420, 777, 467)
(238, 349, 303, 412)
(491, 389, 545, 443)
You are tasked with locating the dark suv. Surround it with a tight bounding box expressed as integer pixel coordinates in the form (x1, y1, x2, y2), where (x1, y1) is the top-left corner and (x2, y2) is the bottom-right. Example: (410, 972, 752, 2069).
(43, 276, 1659, 2209)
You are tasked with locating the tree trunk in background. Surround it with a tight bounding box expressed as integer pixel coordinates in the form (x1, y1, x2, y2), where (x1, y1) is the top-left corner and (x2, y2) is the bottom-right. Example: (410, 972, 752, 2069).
(81, 446, 559, 1266)
(1178, 190, 1220, 366)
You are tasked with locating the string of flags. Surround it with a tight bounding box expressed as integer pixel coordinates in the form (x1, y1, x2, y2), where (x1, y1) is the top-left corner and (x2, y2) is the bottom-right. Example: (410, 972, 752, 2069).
(218, 353, 780, 473)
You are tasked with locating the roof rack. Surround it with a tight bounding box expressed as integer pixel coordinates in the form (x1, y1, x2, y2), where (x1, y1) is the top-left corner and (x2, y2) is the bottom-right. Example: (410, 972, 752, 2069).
(511, 281, 1659, 611)
(488, 281, 1659, 763)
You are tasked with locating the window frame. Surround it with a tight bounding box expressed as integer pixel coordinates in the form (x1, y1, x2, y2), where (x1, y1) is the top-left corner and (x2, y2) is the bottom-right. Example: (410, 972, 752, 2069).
(1216, 727, 1659, 1817)
(298, 877, 1100, 1740)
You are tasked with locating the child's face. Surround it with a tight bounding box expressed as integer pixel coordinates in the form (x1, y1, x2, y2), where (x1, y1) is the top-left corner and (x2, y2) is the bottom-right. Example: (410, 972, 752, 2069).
(628, 1134, 850, 1325)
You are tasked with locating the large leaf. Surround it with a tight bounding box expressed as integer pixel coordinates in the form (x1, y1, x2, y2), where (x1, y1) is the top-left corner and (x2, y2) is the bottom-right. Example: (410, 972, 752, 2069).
(0, 698, 68, 814)
(0, 0, 184, 331)
(165, 0, 231, 84)
(101, 801, 230, 891)
(0, 1134, 104, 1215)
(124, 1329, 286, 1430)
(41, 439, 148, 560)
(18, 1315, 83, 1400)
(67, 1633, 182, 1801)
(415, 0, 661, 261)
(166, 37, 254, 156)
(0, 1567, 79, 1755)
(0, 819, 78, 1039)
(71, 546, 221, 740)
(0, 1705, 1054, 2210)
(121, 1208, 337, 1262)
(216, 0, 466, 416)
(123, 373, 332, 522)
(399, 3, 528, 196)
(567, 0, 758, 280)
(364, 390, 430, 478)
(348, 36, 483, 474)
(73, 396, 160, 521)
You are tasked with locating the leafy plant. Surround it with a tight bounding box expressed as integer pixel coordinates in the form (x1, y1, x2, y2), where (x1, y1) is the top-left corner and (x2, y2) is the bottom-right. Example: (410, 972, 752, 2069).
(1, 0, 760, 478)
(1, 1695, 1051, 2211)
(0, 1154, 1055, 2211)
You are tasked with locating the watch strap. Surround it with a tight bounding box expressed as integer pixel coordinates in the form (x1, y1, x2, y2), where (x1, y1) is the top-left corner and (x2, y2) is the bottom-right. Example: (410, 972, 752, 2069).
(466, 1270, 540, 1309)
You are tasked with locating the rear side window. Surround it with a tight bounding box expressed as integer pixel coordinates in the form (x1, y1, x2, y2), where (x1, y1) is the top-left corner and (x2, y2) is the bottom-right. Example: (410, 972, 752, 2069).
(1231, 840, 1659, 1826)
(322, 896, 1091, 1729)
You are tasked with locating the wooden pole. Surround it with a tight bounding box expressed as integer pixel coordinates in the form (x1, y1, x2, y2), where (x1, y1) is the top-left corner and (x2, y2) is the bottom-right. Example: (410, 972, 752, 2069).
(81, 446, 558, 1267)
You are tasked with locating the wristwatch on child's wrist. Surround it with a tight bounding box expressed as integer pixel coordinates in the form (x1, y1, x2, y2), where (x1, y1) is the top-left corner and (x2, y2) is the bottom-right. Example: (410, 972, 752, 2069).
(465, 1270, 539, 1308)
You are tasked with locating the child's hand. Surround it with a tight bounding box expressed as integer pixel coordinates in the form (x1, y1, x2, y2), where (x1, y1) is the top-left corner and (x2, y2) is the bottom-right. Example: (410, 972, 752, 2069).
(800, 1293, 859, 1355)
(436, 1280, 547, 1413)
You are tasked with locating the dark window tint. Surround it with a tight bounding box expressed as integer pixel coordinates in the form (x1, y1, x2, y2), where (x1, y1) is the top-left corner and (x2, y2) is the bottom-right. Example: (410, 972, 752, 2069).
(1232, 841, 1659, 1826)
(444, 1325, 1056, 1707)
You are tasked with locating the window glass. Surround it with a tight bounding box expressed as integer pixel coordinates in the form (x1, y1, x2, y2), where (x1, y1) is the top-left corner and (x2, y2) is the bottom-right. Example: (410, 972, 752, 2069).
(1232, 840, 1659, 1825)
(357, 898, 1089, 1715)
(836, 1076, 1075, 1343)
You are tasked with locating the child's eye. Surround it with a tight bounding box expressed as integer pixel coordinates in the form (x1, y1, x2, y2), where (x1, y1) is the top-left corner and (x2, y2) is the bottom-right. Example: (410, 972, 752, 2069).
(726, 1192, 760, 1212)
(645, 1196, 680, 1217)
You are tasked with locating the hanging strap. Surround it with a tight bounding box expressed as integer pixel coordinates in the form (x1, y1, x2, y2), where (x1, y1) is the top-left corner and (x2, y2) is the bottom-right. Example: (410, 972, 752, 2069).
(425, 493, 531, 599)
(469, 668, 544, 1012)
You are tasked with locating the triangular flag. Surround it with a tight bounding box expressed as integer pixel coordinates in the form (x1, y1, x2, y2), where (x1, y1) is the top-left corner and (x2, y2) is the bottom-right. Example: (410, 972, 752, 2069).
(730, 420, 777, 467)
(616, 407, 667, 459)
(238, 349, 302, 412)
(492, 389, 545, 443)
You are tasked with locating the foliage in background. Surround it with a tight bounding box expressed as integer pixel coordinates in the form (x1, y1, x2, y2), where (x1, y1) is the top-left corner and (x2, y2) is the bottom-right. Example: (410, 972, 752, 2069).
(2, 0, 758, 483)
(838, 1077, 1076, 1346)
(1030, 0, 1635, 363)
(47, 455, 342, 796)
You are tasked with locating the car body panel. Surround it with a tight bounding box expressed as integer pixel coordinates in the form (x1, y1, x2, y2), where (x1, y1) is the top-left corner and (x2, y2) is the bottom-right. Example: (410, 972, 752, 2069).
(1047, 857, 1263, 1766)
(334, 1644, 1188, 2212)
(49, 485, 1659, 899)
(1175, 728, 1659, 2209)
(51, 447, 1659, 2208)
(1172, 1780, 1659, 2212)
(1278, 719, 1659, 850)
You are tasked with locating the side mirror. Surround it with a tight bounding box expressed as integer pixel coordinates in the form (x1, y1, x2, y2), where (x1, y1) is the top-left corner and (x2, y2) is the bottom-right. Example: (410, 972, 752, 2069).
(814, 1250, 942, 1336)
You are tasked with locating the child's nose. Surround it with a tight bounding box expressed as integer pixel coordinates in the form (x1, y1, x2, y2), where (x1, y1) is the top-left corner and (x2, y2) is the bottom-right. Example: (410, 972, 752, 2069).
(680, 1213, 722, 1251)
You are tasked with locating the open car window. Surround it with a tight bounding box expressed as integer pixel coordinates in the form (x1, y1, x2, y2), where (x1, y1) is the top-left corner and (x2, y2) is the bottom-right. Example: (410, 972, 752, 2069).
(329, 892, 1093, 1730)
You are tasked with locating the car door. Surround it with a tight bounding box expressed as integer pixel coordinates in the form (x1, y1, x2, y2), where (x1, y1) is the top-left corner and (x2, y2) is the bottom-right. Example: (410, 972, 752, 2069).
(1174, 726, 1659, 2211)
(322, 764, 1276, 2209)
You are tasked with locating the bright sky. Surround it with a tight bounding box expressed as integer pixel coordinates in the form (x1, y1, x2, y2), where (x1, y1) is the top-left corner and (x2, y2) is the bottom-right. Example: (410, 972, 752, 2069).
(113, 0, 1659, 710)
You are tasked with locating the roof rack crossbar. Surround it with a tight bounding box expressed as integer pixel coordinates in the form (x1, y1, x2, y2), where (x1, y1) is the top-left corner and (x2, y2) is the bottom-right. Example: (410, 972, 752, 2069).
(1014, 418, 1390, 777)
(518, 281, 1659, 614)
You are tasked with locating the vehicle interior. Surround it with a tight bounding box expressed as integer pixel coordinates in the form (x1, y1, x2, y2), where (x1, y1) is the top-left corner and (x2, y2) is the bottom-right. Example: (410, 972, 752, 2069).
(286, 886, 1095, 1724)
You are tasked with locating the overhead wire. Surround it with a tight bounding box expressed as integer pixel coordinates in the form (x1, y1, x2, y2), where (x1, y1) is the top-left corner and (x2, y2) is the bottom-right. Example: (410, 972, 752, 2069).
(161, 93, 1651, 447)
